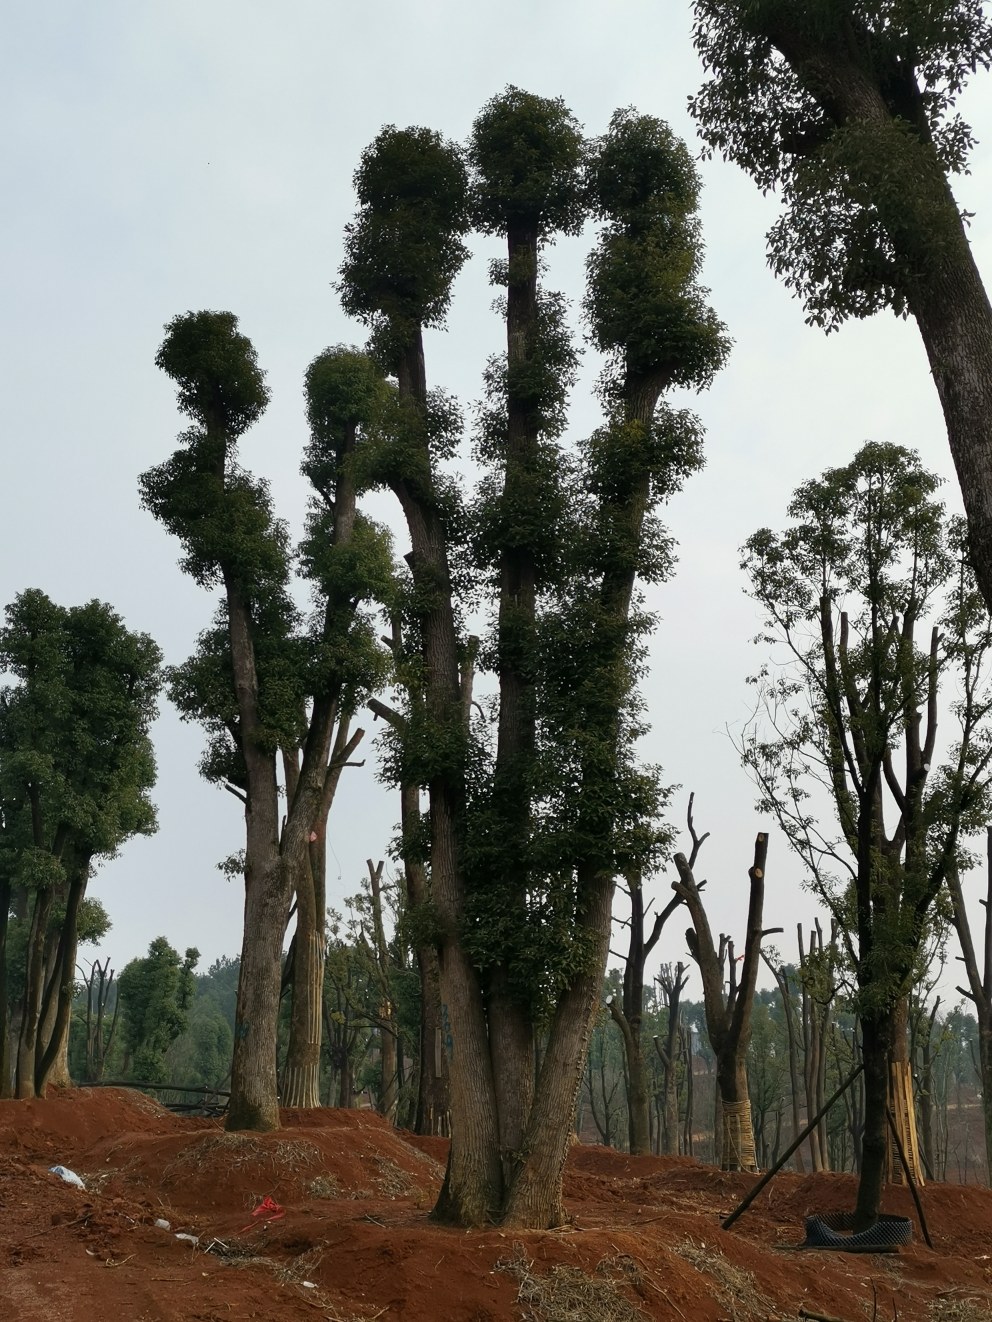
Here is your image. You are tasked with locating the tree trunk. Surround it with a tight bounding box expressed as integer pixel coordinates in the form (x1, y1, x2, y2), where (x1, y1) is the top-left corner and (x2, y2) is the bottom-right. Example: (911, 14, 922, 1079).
(228, 852, 290, 1130)
(0, 880, 10, 1097)
(946, 844, 992, 1184)
(855, 1005, 895, 1230)
(16, 886, 54, 1098)
(887, 995, 924, 1185)
(281, 882, 323, 1109)
(501, 868, 615, 1227)
(716, 1055, 758, 1172)
(389, 332, 503, 1224)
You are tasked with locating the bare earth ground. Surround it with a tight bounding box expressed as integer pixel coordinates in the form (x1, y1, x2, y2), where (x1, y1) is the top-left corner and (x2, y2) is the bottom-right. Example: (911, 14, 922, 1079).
(1, 1089, 989, 1321)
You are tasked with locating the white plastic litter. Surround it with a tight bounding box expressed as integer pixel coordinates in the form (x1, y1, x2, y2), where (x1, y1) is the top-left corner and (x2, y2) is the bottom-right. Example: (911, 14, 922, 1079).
(302, 1282, 317, 1289)
(154, 1218, 171, 1230)
(175, 1232, 199, 1246)
(49, 1165, 86, 1190)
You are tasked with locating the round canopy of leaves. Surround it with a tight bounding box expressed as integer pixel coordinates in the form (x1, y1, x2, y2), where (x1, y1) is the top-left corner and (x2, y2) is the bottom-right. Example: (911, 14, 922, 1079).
(155, 311, 269, 438)
(338, 126, 470, 337)
(469, 86, 586, 237)
(584, 112, 730, 388)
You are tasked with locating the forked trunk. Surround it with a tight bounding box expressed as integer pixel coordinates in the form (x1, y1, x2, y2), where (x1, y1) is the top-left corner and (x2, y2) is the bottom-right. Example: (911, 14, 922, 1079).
(500, 869, 614, 1228)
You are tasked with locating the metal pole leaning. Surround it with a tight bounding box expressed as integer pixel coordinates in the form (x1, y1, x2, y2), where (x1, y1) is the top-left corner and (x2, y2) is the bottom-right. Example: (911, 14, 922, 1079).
(722, 1064, 864, 1231)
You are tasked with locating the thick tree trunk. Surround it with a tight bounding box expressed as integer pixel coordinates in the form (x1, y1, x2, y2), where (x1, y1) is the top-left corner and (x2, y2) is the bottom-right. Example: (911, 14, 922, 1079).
(905, 227, 992, 612)
(486, 221, 542, 1174)
(856, 1006, 895, 1230)
(501, 869, 615, 1228)
(716, 1055, 758, 1172)
(414, 945, 449, 1135)
(396, 780, 449, 1136)
(228, 854, 291, 1130)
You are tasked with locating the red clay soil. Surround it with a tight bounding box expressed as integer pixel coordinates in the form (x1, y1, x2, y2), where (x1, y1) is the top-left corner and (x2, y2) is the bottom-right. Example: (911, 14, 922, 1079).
(0, 1088, 989, 1321)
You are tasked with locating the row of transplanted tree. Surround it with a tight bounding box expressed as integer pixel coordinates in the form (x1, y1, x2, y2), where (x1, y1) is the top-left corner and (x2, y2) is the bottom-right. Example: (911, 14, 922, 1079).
(582, 954, 991, 1186)
(7, 0, 992, 1237)
(64, 879, 992, 1190)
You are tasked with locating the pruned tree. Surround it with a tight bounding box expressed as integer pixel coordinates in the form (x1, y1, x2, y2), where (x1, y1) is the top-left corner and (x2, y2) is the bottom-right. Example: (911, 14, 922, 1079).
(79, 957, 119, 1084)
(142, 322, 392, 1128)
(338, 95, 728, 1228)
(654, 960, 690, 1155)
(607, 869, 684, 1154)
(673, 798, 778, 1170)
(742, 440, 992, 1226)
(689, 2, 992, 610)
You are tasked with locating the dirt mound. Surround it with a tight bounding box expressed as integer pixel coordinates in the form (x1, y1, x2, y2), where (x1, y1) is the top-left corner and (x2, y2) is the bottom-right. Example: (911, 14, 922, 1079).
(2, 1087, 992, 1320)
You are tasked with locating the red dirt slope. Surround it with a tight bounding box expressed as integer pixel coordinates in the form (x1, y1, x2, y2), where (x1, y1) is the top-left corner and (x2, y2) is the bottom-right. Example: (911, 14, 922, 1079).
(1, 1088, 989, 1321)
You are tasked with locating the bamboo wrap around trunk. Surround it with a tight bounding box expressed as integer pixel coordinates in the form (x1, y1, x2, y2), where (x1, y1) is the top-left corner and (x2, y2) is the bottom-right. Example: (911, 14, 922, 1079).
(721, 1098, 758, 1172)
(887, 1060, 924, 1186)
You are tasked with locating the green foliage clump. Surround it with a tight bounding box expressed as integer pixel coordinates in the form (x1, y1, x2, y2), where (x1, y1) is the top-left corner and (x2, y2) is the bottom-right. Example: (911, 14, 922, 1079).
(688, 1, 992, 329)
(118, 938, 199, 1083)
(339, 126, 470, 350)
(469, 86, 586, 236)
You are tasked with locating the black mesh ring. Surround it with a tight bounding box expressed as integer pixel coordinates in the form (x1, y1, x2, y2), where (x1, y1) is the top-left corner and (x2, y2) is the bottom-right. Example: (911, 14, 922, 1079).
(802, 1211, 913, 1252)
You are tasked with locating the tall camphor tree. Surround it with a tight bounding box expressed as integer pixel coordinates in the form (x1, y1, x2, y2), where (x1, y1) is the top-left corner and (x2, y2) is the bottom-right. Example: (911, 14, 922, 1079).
(689, 2, 992, 609)
(0, 590, 161, 1097)
(142, 318, 391, 1127)
(742, 442, 992, 1226)
(339, 94, 727, 1227)
(468, 89, 586, 1176)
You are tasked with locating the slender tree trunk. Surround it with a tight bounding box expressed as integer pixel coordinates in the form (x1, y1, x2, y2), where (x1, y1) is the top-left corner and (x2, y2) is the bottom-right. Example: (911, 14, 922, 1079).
(399, 781, 450, 1135)
(16, 886, 54, 1098)
(946, 844, 992, 1183)
(282, 857, 323, 1109)
(390, 333, 502, 1225)
(36, 865, 88, 1094)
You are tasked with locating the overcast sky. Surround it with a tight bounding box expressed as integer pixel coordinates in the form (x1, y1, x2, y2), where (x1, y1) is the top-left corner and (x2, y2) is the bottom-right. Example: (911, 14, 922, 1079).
(3, 1, 992, 1000)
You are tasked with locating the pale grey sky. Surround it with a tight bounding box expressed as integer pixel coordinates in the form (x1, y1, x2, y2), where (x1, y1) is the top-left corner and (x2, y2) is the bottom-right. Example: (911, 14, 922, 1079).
(3, 1, 991, 998)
